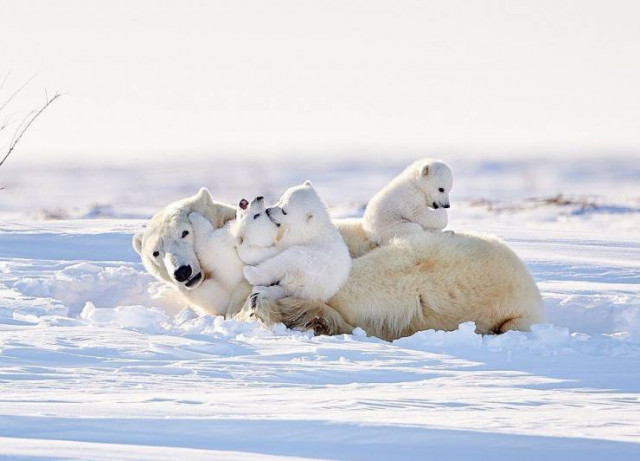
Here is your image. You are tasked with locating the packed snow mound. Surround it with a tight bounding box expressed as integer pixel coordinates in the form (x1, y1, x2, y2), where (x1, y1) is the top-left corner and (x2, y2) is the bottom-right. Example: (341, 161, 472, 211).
(10, 262, 179, 316)
(396, 322, 640, 358)
(80, 302, 170, 332)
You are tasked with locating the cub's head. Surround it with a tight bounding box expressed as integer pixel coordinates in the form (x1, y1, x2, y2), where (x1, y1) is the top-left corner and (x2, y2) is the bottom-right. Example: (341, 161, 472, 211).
(266, 180, 331, 243)
(234, 196, 279, 248)
(414, 159, 453, 209)
(132, 188, 236, 291)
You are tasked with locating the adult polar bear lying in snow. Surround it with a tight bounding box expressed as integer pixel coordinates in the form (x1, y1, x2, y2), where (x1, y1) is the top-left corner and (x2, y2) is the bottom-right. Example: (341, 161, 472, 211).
(133, 188, 544, 340)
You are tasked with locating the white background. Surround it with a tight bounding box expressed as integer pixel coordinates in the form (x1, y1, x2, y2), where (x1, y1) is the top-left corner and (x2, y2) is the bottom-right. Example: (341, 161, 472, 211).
(2, 0, 640, 165)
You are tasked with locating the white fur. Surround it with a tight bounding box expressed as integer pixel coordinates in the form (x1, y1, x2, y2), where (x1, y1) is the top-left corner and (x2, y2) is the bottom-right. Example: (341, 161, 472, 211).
(135, 190, 543, 340)
(243, 181, 352, 302)
(186, 213, 244, 315)
(251, 225, 546, 340)
(184, 196, 281, 315)
(234, 197, 281, 265)
(333, 217, 378, 259)
(132, 188, 248, 317)
(363, 158, 453, 244)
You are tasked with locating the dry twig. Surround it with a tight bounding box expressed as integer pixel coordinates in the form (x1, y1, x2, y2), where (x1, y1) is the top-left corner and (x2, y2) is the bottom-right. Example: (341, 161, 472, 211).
(0, 90, 62, 169)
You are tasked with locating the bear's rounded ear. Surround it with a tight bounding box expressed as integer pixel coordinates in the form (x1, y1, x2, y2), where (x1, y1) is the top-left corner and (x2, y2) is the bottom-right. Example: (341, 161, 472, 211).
(303, 180, 313, 187)
(421, 165, 430, 176)
(238, 198, 249, 210)
(132, 233, 143, 255)
(196, 187, 214, 206)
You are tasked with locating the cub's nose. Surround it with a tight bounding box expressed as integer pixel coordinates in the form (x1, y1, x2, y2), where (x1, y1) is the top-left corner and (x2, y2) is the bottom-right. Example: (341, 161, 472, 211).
(443, 204, 450, 209)
(174, 265, 192, 283)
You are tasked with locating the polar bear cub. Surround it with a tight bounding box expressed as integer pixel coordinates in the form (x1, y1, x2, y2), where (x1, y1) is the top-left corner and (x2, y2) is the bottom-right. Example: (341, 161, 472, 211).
(234, 196, 282, 265)
(363, 158, 453, 244)
(188, 196, 280, 313)
(243, 181, 352, 303)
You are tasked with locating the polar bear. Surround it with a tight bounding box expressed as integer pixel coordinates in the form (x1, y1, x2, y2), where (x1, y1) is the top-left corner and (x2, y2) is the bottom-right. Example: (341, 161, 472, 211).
(132, 187, 248, 316)
(363, 158, 453, 244)
(249, 230, 545, 340)
(243, 181, 352, 303)
(134, 189, 544, 339)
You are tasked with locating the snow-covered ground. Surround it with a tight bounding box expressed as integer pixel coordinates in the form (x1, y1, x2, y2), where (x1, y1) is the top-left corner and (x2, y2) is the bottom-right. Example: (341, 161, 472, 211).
(1, 157, 639, 460)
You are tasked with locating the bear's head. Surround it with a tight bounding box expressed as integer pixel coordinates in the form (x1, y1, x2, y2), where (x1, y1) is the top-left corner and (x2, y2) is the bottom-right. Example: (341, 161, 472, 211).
(234, 196, 280, 248)
(414, 159, 453, 210)
(132, 188, 236, 290)
(266, 180, 331, 244)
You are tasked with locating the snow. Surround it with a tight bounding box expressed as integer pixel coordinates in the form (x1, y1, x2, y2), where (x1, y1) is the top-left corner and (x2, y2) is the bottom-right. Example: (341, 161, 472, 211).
(1, 157, 639, 460)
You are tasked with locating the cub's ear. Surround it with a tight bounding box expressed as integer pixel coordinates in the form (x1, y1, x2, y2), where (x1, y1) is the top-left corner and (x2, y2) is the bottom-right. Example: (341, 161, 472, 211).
(303, 180, 313, 187)
(238, 198, 249, 210)
(421, 165, 430, 176)
(132, 233, 143, 255)
(195, 187, 214, 207)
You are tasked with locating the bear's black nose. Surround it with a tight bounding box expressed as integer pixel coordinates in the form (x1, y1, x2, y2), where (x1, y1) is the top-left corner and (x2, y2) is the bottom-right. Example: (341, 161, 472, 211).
(174, 265, 192, 283)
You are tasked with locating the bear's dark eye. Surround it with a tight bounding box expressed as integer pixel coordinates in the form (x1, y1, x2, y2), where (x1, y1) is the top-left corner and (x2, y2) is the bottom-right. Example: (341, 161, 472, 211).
(253, 213, 260, 219)
(439, 188, 445, 193)
(282, 209, 287, 215)
(181, 230, 189, 238)
(153, 251, 160, 258)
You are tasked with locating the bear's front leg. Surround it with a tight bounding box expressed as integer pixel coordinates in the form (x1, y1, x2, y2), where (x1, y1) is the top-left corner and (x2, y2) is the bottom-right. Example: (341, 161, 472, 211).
(251, 295, 356, 336)
(249, 285, 287, 309)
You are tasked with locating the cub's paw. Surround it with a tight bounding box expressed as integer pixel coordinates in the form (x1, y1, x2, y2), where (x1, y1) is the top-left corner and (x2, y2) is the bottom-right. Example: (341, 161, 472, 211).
(243, 265, 262, 285)
(188, 212, 213, 233)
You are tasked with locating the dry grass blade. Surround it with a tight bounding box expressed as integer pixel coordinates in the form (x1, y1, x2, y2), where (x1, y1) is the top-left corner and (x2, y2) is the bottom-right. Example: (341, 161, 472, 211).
(0, 92, 62, 169)
(0, 72, 10, 94)
(0, 74, 36, 113)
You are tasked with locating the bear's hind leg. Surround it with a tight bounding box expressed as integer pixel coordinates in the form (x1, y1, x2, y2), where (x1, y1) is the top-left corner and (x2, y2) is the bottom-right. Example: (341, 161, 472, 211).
(252, 296, 355, 336)
(493, 316, 539, 334)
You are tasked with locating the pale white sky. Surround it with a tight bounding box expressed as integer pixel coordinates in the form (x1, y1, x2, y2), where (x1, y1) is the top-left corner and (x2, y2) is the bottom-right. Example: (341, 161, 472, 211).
(1, 0, 640, 164)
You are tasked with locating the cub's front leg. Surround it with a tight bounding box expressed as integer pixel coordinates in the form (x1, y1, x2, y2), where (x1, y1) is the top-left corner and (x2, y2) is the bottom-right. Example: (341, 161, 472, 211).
(374, 220, 423, 243)
(189, 211, 216, 237)
(414, 207, 448, 231)
(243, 264, 280, 287)
(243, 247, 298, 287)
